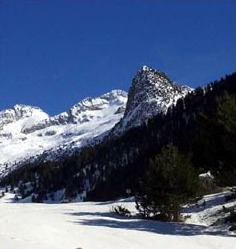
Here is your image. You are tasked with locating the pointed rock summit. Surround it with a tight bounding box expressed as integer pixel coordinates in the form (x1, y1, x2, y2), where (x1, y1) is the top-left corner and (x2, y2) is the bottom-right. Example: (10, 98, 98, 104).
(112, 65, 191, 133)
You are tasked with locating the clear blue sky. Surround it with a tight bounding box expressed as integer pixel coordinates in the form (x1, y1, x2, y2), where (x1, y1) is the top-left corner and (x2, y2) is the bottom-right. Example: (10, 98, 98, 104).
(0, 1, 235, 115)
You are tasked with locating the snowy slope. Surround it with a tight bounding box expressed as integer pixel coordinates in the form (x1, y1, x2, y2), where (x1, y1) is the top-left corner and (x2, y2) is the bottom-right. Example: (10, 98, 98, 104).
(183, 191, 236, 235)
(0, 192, 235, 249)
(0, 66, 192, 178)
(0, 90, 127, 177)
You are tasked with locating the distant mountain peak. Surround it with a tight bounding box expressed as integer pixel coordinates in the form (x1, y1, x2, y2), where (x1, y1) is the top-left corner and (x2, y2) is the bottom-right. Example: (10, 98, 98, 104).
(0, 90, 128, 175)
(66, 90, 127, 124)
(0, 104, 49, 128)
(111, 66, 191, 134)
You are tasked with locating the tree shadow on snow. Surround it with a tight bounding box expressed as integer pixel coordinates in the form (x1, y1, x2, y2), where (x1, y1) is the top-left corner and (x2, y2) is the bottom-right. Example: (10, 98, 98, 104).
(182, 192, 229, 214)
(66, 211, 228, 237)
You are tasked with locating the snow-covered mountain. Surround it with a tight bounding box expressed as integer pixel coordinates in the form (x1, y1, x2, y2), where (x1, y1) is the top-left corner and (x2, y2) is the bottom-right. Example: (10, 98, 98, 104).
(112, 65, 191, 134)
(0, 104, 49, 130)
(0, 66, 191, 178)
(0, 90, 127, 177)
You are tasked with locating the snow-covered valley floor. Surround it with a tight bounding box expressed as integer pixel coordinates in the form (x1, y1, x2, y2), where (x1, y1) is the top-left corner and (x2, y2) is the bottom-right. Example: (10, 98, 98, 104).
(1, 192, 235, 249)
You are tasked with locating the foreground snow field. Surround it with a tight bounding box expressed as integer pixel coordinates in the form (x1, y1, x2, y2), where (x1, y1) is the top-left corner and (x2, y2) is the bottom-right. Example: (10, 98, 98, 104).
(0, 193, 235, 249)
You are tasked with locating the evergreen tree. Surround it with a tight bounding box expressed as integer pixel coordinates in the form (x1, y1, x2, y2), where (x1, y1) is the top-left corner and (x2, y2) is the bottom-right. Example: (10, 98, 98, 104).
(136, 144, 200, 222)
(215, 91, 236, 185)
(217, 91, 236, 134)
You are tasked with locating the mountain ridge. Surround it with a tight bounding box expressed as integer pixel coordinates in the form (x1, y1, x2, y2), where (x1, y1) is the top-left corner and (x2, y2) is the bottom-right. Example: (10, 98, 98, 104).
(1, 71, 235, 203)
(0, 66, 191, 179)
(0, 89, 128, 175)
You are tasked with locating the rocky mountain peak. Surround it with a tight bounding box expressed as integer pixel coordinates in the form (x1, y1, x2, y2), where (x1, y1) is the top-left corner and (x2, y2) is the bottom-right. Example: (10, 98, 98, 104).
(0, 104, 49, 129)
(111, 66, 191, 133)
(65, 90, 127, 124)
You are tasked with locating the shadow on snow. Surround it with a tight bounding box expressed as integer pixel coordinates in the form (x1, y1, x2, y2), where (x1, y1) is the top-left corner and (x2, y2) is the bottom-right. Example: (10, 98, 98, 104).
(65, 211, 228, 237)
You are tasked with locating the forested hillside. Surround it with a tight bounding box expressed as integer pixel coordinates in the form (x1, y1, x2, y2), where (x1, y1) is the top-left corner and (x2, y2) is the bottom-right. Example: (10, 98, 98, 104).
(1, 72, 236, 202)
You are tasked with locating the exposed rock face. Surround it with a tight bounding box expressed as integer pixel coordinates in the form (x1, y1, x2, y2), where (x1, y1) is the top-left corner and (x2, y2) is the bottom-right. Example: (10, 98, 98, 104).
(112, 66, 191, 133)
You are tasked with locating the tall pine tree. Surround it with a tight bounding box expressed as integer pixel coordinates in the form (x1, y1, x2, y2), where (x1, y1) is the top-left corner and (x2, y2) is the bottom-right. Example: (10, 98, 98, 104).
(136, 144, 200, 221)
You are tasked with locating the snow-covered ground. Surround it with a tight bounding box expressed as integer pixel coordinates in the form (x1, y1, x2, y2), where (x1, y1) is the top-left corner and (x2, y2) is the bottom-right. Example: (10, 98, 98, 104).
(0, 192, 235, 249)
